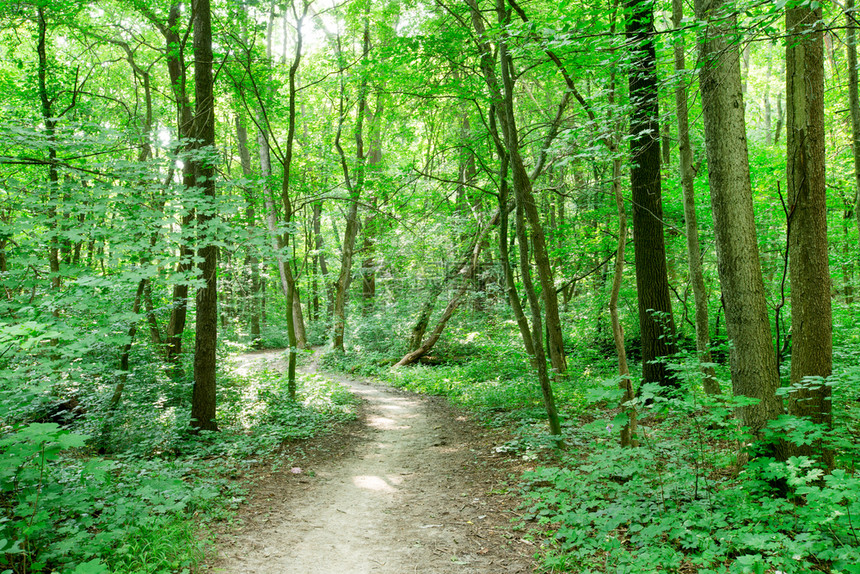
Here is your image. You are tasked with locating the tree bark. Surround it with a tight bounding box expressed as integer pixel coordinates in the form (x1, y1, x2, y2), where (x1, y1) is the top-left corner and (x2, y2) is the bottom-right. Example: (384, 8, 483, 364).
(141, 3, 195, 367)
(497, 156, 536, 363)
(281, 0, 309, 353)
(786, 3, 832, 465)
(36, 6, 62, 306)
(466, 0, 563, 440)
(610, 145, 637, 446)
(470, 0, 567, 377)
(266, 200, 298, 399)
(694, 0, 784, 441)
(312, 201, 332, 319)
(626, 0, 678, 388)
(332, 16, 370, 353)
(190, 0, 218, 432)
(672, 0, 718, 395)
(362, 94, 384, 312)
(235, 116, 262, 342)
(396, 210, 500, 367)
(847, 0, 860, 236)
(606, 12, 637, 446)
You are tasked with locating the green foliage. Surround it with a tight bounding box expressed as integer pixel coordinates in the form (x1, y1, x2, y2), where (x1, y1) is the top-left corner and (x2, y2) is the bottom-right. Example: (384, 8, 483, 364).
(0, 354, 357, 573)
(518, 366, 860, 574)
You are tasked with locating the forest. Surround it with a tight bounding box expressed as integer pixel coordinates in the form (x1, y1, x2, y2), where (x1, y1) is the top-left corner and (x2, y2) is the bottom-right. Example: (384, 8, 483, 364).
(1, 0, 859, 571)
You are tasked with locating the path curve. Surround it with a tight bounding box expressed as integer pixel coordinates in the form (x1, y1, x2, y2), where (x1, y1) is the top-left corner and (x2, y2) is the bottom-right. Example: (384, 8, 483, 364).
(209, 350, 534, 574)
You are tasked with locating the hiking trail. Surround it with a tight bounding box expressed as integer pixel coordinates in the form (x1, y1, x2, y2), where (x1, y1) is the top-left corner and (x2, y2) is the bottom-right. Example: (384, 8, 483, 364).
(206, 349, 535, 574)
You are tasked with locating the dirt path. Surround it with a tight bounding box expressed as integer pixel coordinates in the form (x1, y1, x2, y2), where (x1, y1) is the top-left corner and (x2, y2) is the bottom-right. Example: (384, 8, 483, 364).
(207, 350, 535, 574)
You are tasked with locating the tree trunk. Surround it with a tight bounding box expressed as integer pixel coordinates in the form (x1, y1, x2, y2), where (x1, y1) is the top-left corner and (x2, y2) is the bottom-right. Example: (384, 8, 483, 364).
(847, 0, 860, 236)
(154, 3, 195, 367)
(610, 149, 637, 446)
(280, 0, 309, 353)
(786, 3, 832, 465)
(626, 0, 678, 387)
(496, 154, 536, 363)
(292, 282, 307, 348)
(606, 14, 637, 446)
(408, 286, 442, 352)
(497, 0, 562, 437)
(396, 209, 500, 367)
(266, 200, 298, 399)
(672, 0, 718, 395)
(190, 0, 218, 432)
(257, 111, 298, 398)
(234, 116, 262, 343)
(362, 94, 383, 312)
(36, 6, 62, 308)
(694, 0, 784, 442)
(467, 0, 563, 440)
(332, 16, 370, 353)
(480, 3, 566, 377)
(313, 201, 332, 319)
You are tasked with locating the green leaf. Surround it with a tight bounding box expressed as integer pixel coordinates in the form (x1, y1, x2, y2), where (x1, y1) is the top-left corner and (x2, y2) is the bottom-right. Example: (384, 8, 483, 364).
(72, 559, 109, 574)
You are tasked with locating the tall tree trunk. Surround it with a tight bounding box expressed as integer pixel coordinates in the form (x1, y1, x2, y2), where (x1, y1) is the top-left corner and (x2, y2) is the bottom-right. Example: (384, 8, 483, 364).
(235, 116, 262, 342)
(312, 201, 331, 319)
(331, 182, 361, 353)
(847, 0, 860, 236)
(626, 0, 678, 387)
(465, 0, 563, 439)
(694, 0, 784, 443)
(147, 3, 195, 367)
(266, 200, 298, 399)
(472, 0, 566, 377)
(362, 94, 383, 312)
(497, 0, 563, 436)
(190, 0, 218, 432)
(496, 153, 536, 363)
(672, 0, 718, 395)
(606, 9, 637, 446)
(36, 6, 61, 307)
(256, 106, 298, 399)
(610, 154, 637, 447)
(331, 17, 370, 353)
(764, 50, 774, 146)
(281, 0, 309, 353)
(786, 3, 832, 465)
(292, 282, 307, 348)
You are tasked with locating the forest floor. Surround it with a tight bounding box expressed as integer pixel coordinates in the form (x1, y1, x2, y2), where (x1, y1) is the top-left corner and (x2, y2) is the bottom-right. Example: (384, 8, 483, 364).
(204, 349, 537, 574)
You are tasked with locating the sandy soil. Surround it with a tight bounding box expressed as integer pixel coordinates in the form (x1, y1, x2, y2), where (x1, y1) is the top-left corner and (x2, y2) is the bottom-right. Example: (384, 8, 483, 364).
(205, 350, 536, 574)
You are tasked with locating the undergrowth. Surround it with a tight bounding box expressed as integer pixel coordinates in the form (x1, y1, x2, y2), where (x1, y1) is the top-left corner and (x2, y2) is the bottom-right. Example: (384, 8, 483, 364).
(323, 307, 860, 574)
(519, 377, 860, 574)
(0, 349, 357, 574)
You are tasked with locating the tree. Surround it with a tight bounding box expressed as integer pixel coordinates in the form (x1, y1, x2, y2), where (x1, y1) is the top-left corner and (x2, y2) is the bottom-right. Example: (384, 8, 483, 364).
(693, 0, 783, 441)
(849, 0, 860, 235)
(786, 1, 832, 463)
(190, 0, 218, 432)
(465, 0, 565, 439)
(332, 11, 371, 353)
(135, 2, 196, 367)
(625, 0, 678, 388)
(671, 0, 718, 395)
